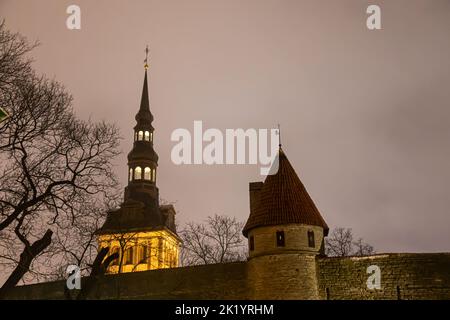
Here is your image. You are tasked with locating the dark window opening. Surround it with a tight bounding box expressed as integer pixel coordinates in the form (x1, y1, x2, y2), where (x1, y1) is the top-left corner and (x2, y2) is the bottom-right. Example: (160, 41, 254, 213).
(125, 247, 134, 265)
(249, 236, 255, 251)
(326, 288, 330, 300)
(111, 247, 120, 266)
(139, 245, 148, 263)
(308, 230, 315, 248)
(276, 231, 285, 247)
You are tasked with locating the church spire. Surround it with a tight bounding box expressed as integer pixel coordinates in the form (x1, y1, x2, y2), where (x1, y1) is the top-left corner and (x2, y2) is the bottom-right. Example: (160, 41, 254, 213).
(125, 47, 159, 202)
(139, 45, 151, 113)
(138, 68, 151, 114)
(136, 47, 153, 126)
(96, 49, 180, 271)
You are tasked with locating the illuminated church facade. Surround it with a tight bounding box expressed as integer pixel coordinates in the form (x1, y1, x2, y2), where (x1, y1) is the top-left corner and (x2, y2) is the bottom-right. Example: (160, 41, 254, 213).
(96, 61, 180, 273)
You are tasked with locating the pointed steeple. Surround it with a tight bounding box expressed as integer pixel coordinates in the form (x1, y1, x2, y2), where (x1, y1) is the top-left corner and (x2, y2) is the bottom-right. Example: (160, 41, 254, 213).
(140, 70, 150, 111)
(243, 148, 329, 237)
(135, 69, 154, 128)
(97, 49, 178, 240)
(125, 55, 159, 204)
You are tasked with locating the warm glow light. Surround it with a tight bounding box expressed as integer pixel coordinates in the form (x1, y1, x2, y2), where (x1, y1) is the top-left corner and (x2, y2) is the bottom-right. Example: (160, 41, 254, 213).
(98, 230, 180, 274)
(144, 167, 151, 180)
(134, 166, 142, 180)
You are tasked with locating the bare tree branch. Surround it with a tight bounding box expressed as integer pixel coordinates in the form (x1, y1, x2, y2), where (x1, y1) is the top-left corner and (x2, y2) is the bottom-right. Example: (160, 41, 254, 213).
(0, 22, 122, 293)
(179, 214, 247, 266)
(325, 227, 375, 257)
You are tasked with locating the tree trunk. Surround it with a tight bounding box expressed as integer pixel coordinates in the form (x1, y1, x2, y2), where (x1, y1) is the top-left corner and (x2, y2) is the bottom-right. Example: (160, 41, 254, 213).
(76, 247, 117, 300)
(0, 229, 53, 298)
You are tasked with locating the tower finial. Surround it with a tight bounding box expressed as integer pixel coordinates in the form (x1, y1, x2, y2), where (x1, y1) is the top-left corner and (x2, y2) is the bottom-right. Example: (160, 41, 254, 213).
(277, 123, 282, 149)
(144, 45, 149, 70)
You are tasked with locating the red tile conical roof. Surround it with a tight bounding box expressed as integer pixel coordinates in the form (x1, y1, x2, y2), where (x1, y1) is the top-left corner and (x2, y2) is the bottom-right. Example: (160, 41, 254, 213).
(243, 148, 329, 237)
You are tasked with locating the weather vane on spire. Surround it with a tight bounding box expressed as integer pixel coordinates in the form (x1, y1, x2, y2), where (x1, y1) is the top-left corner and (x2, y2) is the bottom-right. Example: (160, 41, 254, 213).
(144, 45, 149, 70)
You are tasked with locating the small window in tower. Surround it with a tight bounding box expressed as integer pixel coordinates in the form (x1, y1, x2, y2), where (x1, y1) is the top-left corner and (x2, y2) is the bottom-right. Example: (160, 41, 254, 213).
(134, 167, 142, 180)
(138, 131, 144, 141)
(308, 230, 315, 248)
(249, 236, 255, 251)
(150, 132, 153, 142)
(144, 167, 151, 180)
(134, 132, 138, 141)
(276, 231, 285, 247)
(125, 247, 134, 265)
(129, 168, 133, 181)
(152, 169, 156, 182)
(144, 131, 150, 141)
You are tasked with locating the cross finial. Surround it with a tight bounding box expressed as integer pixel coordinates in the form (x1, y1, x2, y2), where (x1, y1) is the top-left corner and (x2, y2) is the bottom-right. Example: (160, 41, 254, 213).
(144, 45, 149, 70)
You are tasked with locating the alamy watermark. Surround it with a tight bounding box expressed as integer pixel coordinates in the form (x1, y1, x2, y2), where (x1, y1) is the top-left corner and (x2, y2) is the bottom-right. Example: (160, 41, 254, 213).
(170, 121, 280, 175)
(65, 4, 382, 31)
(66, 265, 81, 290)
(366, 265, 381, 290)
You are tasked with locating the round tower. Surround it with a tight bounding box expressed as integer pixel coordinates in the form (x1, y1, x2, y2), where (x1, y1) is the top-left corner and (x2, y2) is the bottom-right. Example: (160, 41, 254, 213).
(243, 148, 329, 299)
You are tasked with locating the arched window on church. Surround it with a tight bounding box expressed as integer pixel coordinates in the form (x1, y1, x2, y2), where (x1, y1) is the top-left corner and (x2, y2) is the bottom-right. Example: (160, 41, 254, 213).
(134, 132, 138, 141)
(129, 168, 133, 181)
(111, 247, 120, 266)
(150, 132, 153, 142)
(125, 247, 134, 265)
(138, 131, 144, 141)
(152, 169, 156, 182)
(144, 167, 151, 180)
(134, 166, 142, 180)
(138, 244, 148, 264)
(144, 131, 150, 141)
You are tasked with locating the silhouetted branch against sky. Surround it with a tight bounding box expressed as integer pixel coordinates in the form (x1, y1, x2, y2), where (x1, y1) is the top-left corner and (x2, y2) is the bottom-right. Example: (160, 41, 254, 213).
(0, 21, 122, 290)
(180, 214, 246, 266)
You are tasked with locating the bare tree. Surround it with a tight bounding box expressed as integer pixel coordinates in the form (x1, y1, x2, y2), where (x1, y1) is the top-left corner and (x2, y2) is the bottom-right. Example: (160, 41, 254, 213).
(46, 194, 121, 281)
(0, 22, 121, 296)
(325, 227, 375, 257)
(179, 214, 247, 266)
(352, 237, 375, 257)
(0, 20, 36, 93)
(109, 232, 138, 274)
